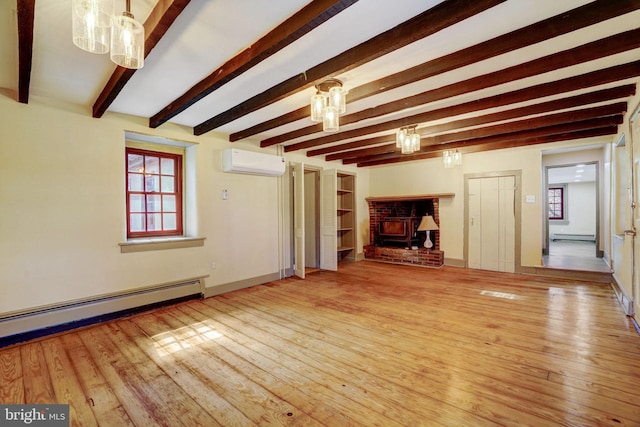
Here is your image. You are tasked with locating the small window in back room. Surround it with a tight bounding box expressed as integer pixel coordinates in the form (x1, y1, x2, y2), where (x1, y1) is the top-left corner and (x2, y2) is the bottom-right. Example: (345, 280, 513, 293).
(548, 186, 565, 220)
(126, 147, 183, 238)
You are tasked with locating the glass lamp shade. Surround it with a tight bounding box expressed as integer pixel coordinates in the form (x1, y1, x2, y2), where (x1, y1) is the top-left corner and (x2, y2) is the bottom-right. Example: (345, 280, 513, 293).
(72, 0, 113, 54)
(323, 105, 339, 132)
(410, 133, 420, 152)
(110, 13, 145, 69)
(310, 93, 326, 122)
(401, 137, 414, 154)
(328, 85, 346, 114)
(453, 150, 462, 166)
(396, 128, 407, 148)
(443, 150, 454, 168)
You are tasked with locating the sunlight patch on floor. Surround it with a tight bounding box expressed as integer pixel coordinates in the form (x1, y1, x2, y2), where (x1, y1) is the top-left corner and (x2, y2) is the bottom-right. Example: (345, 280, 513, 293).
(152, 320, 223, 355)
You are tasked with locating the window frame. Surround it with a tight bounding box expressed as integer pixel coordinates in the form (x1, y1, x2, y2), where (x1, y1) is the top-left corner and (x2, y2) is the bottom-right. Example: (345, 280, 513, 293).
(548, 185, 566, 221)
(126, 147, 184, 238)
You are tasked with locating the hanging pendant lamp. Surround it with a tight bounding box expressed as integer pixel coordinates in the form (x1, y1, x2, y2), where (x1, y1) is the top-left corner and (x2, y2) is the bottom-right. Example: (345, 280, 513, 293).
(72, 0, 113, 54)
(110, 0, 145, 69)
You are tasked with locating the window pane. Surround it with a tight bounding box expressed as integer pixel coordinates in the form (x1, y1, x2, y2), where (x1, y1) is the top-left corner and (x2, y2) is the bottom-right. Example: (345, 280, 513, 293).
(161, 157, 174, 175)
(163, 195, 176, 212)
(147, 195, 161, 212)
(128, 173, 143, 191)
(145, 156, 160, 174)
(129, 194, 145, 212)
(163, 213, 177, 230)
(130, 214, 145, 232)
(145, 175, 160, 192)
(128, 154, 144, 172)
(161, 176, 175, 193)
(147, 213, 162, 231)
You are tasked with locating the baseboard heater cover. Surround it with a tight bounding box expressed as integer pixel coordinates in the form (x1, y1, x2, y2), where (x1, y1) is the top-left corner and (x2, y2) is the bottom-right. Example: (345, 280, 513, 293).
(552, 233, 596, 242)
(0, 277, 205, 346)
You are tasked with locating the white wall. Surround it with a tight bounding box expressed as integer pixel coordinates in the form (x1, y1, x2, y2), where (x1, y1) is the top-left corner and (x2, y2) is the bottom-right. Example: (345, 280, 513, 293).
(0, 93, 366, 316)
(548, 181, 596, 238)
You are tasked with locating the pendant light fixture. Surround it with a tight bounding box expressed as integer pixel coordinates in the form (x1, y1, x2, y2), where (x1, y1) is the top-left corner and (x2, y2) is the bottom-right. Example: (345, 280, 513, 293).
(396, 125, 421, 154)
(72, 0, 114, 54)
(71, 0, 145, 69)
(310, 79, 346, 132)
(110, 0, 145, 69)
(443, 150, 462, 168)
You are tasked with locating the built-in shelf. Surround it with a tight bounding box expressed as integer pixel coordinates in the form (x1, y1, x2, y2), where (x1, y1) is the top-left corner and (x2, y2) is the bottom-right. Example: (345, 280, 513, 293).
(337, 173, 356, 263)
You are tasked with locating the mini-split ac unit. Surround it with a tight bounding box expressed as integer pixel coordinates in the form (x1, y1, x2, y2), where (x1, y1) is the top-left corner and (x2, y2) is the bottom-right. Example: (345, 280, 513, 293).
(222, 148, 285, 176)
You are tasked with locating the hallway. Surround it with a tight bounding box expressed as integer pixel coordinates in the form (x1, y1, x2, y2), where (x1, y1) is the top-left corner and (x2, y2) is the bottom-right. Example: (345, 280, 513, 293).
(542, 240, 611, 273)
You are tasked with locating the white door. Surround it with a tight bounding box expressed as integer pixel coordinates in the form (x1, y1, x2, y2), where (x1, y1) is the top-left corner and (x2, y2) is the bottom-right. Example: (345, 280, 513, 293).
(292, 162, 305, 278)
(631, 113, 640, 317)
(468, 176, 515, 272)
(320, 169, 338, 271)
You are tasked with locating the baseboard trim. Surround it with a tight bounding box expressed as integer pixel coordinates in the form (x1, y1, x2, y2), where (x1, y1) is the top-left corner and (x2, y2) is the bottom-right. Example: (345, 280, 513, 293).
(204, 273, 281, 298)
(444, 258, 465, 268)
(0, 277, 207, 347)
(611, 274, 634, 316)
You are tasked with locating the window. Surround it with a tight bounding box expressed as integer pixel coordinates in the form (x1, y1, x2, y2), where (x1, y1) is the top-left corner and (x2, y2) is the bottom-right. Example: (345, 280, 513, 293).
(548, 187, 564, 220)
(126, 147, 183, 238)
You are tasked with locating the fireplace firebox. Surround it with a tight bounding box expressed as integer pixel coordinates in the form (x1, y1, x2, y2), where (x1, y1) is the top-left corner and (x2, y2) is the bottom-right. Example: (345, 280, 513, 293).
(377, 217, 421, 248)
(364, 194, 454, 267)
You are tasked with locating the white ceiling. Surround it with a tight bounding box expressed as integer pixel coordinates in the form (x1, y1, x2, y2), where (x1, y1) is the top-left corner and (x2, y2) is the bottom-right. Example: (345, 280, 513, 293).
(548, 163, 597, 184)
(2, 0, 639, 166)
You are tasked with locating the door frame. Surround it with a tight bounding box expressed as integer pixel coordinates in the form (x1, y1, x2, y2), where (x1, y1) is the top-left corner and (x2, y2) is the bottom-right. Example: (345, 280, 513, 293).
(464, 170, 522, 272)
(543, 162, 601, 258)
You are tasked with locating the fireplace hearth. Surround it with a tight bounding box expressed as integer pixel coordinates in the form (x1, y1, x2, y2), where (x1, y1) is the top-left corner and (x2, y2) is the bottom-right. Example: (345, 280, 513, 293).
(365, 194, 454, 267)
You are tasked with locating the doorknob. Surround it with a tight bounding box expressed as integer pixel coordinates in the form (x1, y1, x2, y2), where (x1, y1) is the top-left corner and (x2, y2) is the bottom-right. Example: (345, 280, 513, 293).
(624, 229, 636, 236)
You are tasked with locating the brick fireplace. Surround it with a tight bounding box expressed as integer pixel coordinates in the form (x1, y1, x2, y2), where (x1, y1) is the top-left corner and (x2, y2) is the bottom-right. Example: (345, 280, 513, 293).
(364, 194, 453, 267)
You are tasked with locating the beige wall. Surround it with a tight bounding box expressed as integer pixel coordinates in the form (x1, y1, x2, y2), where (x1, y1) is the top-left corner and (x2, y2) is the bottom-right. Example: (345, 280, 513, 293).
(369, 138, 614, 267)
(0, 93, 366, 315)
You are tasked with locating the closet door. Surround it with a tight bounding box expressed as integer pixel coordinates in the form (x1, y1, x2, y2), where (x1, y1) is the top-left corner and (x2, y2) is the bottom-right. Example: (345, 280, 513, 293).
(468, 176, 515, 272)
(292, 162, 305, 278)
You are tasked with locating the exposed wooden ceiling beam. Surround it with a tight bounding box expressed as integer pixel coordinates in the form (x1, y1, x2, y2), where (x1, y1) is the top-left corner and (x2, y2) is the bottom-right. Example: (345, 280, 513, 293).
(308, 85, 635, 158)
(193, 0, 506, 135)
(17, 0, 35, 104)
(149, 0, 359, 129)
(266, 28, 640, 147)
(336, 105, 626, 162)
(230, 0, 640, 141)
(92, 0, 192, 118)
(355, 126, 620, 167)
(286, 61, 640, 153)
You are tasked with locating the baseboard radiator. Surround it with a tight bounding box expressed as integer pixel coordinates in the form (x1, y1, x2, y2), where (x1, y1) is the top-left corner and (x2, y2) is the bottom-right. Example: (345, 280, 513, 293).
(551, 233, 596, 242)
(0, 277, 205, 343)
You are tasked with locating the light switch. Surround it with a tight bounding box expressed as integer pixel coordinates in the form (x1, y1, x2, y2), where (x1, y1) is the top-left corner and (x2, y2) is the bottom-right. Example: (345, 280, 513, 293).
(222, 189, 228, 200)
(525, 195, 536, 203)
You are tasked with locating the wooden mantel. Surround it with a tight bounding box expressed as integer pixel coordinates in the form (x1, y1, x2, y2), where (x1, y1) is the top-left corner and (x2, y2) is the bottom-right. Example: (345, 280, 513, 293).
(365, 193, 455, 203)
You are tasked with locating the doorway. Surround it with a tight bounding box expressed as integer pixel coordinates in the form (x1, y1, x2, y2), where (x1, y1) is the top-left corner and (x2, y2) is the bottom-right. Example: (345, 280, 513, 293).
(543, 163, 608, 272)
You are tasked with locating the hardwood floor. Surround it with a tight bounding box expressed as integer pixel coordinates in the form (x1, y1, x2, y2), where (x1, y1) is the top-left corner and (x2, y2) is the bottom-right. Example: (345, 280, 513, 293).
(1, 261, 639, 426)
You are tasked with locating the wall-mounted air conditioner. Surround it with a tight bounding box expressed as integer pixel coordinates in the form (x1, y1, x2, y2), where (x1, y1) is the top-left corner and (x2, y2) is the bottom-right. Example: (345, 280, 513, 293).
(222, 148, 285, 176)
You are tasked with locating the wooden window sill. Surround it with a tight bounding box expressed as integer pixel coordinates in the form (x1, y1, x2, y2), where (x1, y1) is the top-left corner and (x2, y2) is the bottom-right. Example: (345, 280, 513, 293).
(119, 237, 206, 253)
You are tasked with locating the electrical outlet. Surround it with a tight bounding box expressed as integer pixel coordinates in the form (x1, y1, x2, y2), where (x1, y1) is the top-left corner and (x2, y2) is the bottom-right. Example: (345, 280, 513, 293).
(210, 261, 216, 269)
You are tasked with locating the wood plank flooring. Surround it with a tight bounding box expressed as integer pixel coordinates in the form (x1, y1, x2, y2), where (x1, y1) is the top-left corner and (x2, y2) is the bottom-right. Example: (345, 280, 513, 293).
(1, 261, 639, 426)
